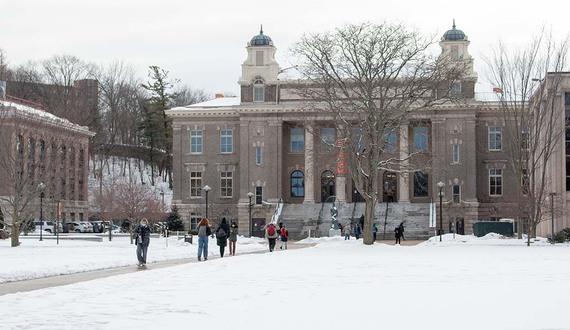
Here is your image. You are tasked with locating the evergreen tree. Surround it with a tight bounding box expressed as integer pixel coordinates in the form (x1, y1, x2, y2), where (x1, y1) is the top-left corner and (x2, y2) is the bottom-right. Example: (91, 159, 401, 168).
(166, 205, 184, 231)
(140, 66, 178, 188)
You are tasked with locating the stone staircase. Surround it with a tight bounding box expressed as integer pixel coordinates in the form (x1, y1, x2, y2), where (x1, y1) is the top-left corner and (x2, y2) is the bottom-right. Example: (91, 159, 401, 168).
(278, 202, 432, 240)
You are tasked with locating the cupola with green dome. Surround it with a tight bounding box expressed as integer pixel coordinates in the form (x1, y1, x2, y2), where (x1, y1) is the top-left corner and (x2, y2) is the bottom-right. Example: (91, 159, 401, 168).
(442, 19, 466, 41)
(250, 25, 273, 46)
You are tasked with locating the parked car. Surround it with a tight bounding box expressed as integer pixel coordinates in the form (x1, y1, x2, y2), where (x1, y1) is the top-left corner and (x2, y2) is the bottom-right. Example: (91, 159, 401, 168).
(80, 222, 94, 233)
(34, 221, 62, 234)
(67, 222, 89, 233)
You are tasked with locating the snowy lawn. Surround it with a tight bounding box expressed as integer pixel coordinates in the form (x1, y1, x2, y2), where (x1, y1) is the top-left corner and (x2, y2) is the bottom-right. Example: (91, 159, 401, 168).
(0, 234, 267, 283)
(1, 233, 570, 330)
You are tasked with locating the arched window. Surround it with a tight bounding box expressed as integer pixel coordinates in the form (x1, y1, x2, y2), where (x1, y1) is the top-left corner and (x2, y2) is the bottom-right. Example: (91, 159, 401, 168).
(291, 170, 304, 197)
(253, 78, 264, 102)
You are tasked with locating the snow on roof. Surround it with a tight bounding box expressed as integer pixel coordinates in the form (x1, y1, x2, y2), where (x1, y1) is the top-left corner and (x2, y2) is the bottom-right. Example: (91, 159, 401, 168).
(170, 96, 241, 110)
(0, 99, 94, 135)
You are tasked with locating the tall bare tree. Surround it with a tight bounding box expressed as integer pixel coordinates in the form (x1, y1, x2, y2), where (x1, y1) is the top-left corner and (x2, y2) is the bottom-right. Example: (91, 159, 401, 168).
(290, 22, 466, 245)
(484, 28, 570, 245)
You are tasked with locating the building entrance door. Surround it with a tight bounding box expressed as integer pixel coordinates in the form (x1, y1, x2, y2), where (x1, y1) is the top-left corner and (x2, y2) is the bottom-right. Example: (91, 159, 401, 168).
(252, 218, 266, 238)
(321, 170, 335, 202)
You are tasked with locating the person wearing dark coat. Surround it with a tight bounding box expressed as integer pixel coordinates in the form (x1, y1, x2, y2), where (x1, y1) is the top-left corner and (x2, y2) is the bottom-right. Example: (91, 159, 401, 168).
(215, 218, 230, 257)
(398, 222, 405, 241)
(134, 218, 151, 266)
(394, 226, 402, 245)
(229, 221, 238, 255)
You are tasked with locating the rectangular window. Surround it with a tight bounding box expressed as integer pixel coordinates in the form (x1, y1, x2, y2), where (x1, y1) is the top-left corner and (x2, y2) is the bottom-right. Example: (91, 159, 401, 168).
(489, 168, 503, 196)
(320, 128, 335, 152)
(190, 171, 202, 197)
(190, 212, 202, 232)
(220, 171, 233, 198)
(255, 51, 263, 66)
(383, 130, 397, 152)
(253, 86, 264, 102)
(488, 127, 502, 151)
(255, 186, 263, 205)
(452, 184, 460, 203)
(452, 144, 459, 163)
(256, 146, 262, 165)
(451, 82, 461, 96)
(190, 130, 203, 154)
(220, 129, 233, 154)
(413, 127, 428, 151)
(290, 128, 305, 153)
(413, 171, 428, 197)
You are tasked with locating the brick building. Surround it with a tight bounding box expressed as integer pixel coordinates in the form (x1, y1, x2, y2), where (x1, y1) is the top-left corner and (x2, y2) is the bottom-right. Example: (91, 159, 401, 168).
(0, 85, 94, 228)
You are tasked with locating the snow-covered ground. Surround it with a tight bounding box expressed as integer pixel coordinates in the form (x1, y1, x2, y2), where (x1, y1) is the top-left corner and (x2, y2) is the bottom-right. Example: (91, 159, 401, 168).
(2, 233, 570, 330)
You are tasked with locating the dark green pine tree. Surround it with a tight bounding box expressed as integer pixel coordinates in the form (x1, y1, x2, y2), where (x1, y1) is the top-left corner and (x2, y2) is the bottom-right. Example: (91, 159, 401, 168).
(140, 66, 179, 188)
(166, 205, 184, 231)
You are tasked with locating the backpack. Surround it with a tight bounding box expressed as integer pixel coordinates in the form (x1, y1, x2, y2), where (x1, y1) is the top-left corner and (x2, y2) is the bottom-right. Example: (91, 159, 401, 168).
(281, 228, 288, 238)
(198, 225, 207, 237)
(268, 225, 275, 236)
(216, 227, 226, 238)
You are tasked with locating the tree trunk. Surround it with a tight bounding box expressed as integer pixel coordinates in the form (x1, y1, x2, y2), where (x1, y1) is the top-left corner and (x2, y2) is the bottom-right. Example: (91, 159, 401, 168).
(363, 199, 376, 245)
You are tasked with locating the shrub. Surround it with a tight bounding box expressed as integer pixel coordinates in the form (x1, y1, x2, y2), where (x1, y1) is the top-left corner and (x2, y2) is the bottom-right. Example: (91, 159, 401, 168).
(548, 227, 570, 243)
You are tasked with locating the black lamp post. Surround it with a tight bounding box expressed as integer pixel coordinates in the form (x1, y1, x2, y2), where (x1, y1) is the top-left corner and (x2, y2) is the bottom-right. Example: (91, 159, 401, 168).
(437, 181, 445, 242)
(202, 185, 211, 218)
(38, 182, 46, 241)
(550, 192, 556, 243)
(247, 192, 253, 237)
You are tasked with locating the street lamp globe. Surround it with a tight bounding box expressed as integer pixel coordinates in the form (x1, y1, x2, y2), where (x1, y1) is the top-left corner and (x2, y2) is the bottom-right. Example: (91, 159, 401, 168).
(202, 185, 211, 218)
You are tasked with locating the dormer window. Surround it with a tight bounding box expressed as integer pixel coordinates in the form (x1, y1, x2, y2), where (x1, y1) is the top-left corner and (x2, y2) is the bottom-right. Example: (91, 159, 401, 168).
(253, 78, 265, 102)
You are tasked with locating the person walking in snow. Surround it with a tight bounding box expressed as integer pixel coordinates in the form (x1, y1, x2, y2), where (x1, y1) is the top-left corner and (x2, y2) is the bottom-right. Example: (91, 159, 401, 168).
(394, 226, 402, 245)
(215, 217, 230, 257)
(229, 221, 238, 256)
(279, 224, 289, 250)
(134, 218, 151, 267)
(373, 223, 378, 242)
(265, 223, 279, 252)
(197, 217, 211, 261)
(398, 222, 405, 241)
(344, 223, 351, 240)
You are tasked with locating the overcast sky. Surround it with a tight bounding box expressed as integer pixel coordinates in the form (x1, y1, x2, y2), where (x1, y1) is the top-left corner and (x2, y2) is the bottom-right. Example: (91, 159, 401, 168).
(1, 0, 568, 98)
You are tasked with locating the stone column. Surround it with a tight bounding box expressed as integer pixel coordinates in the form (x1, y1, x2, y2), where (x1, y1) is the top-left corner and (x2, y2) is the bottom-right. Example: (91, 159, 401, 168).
(304, 123, 315, 203)
(398, 124, 410, 202)
(335, 135, 347, 203)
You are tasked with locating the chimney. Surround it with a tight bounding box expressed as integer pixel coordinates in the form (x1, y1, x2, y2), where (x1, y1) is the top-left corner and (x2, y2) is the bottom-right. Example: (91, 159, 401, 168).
(215, 93, 224, 99)
(0, 81, 6, 99)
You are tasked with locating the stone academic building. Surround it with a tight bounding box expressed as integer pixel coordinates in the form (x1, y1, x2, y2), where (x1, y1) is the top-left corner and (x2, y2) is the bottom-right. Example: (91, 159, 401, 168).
(0, 84, 94, 228)
(167, 24, 570, 239)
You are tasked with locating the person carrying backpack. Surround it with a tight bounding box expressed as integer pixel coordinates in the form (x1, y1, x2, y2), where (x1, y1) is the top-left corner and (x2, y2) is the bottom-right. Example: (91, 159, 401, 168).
(215, 218, 230, 257)
(197, 217, 211, 261)
(265, 223, 278, 252)
(279, 224, 289, 250)
(229, 221, 238, 256)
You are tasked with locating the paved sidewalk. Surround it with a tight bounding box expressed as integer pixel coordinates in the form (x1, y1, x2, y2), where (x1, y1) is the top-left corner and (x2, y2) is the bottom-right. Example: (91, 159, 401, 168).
(0, 241, 313, 296)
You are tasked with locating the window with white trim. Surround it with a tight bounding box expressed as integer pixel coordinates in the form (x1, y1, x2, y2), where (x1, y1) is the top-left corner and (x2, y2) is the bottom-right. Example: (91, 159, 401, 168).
(190, 130, 203, 154)
(452, 144, 459, 163)
(489, 168, 503, 196)
(220, 129, 233, 154)
(220, 171, 233, 198)
(255, 186, 263, 205)
(190, 171, 202, 197)
(256, 146, 262, 165)
(253, 79, 264, 102)
(488, 127, 502, 151)
(452, 184, 460, 203)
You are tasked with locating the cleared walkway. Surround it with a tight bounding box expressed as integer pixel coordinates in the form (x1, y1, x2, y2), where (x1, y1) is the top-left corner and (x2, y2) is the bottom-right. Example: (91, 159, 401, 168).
(0, 241, 313, 296)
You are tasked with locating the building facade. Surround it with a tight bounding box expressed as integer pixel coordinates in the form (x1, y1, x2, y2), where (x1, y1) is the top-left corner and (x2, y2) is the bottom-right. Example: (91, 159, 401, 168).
(0, 87, 94, 228)
(168, 25, 567, 239)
